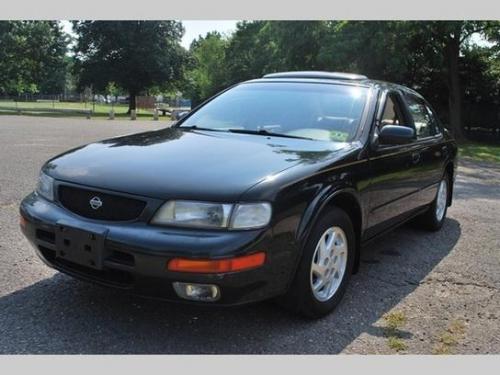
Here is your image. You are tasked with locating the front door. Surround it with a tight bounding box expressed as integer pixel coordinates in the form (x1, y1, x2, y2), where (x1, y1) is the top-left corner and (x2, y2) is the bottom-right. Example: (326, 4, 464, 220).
(365, 90, 422, 239)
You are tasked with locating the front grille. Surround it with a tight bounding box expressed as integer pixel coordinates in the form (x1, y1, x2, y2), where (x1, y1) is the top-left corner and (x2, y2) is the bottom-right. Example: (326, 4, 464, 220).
(58, 185, 146, 221)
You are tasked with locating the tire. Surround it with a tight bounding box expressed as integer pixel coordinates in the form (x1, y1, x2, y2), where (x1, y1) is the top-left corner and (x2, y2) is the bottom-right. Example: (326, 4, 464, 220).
(281, 208, 355, 319)
(417, 174, 450, 231)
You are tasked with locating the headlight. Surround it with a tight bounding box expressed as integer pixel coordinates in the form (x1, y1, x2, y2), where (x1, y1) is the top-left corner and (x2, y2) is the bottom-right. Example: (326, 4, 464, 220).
(230, 203, 272, 229)
(36, 171, 54, 201)
(151, 201, 272, 229)
(151, 200, 233, 228)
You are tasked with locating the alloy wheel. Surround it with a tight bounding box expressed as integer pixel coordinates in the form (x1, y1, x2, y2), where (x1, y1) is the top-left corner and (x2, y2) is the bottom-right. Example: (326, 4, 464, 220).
(310, 226, 348, 302)
(435, 179, 448, 222)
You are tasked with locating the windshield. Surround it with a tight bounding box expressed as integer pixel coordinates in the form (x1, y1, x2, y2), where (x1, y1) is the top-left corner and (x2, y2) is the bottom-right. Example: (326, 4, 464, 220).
(180, 82, 369, 142)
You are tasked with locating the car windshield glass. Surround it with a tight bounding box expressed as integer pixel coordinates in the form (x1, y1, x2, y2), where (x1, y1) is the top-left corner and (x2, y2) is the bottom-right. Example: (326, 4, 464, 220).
(179, 82, 369, 142)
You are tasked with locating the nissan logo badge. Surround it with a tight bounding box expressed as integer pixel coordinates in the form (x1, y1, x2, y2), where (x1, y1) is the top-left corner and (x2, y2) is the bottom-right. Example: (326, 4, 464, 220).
(89, 196, 103, 210)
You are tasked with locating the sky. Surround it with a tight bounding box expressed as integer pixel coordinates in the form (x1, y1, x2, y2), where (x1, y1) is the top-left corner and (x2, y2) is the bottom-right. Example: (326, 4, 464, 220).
(61, 20, 239, 49)
(180, 20, 238, 48)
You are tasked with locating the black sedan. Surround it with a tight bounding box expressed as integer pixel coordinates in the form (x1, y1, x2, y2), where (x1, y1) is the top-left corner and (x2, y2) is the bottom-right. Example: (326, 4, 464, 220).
(20, 71, 457, 318)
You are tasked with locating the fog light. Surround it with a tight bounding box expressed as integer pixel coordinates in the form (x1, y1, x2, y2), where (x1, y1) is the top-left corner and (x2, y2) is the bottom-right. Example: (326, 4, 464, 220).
(172, 282, 220, 302)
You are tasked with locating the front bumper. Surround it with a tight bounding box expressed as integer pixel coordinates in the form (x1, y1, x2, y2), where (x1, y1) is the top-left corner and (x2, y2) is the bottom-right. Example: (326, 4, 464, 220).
(20, 192, 297, 305)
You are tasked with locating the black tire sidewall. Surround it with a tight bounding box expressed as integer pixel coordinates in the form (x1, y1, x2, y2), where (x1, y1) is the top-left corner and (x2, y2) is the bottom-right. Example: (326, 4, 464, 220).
(428, 175, 450, 230)
(291, 208, 355, 318)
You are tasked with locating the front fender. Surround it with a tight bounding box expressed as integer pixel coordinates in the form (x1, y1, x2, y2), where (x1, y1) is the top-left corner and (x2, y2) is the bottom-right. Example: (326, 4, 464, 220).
(296, 185, 362, 247)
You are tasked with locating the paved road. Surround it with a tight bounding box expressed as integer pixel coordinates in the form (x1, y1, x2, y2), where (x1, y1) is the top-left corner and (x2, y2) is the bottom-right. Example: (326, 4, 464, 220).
(0, 116, 498, 354)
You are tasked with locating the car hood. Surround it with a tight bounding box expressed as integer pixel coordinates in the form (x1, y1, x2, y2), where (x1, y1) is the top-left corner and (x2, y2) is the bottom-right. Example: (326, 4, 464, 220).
(44, 127, 352, 201)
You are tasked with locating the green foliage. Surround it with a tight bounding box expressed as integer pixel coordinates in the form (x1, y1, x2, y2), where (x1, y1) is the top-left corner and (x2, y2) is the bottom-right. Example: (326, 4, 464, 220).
(187, 20, 500, 142)
(383, 310, 407, 331)
(319, 22, 413, 81)
(224, 21, 279, 84)
(105, 82, 120, 97)
(184, 32, 228, 106)
(387, 336, 408, 352)
(73, 21, 188, 110)
(187, 21, 329, 103)
(433, 319, 466, 354)
(266, 21, 328, 71)
(0, 21, 69, 95)
(383, 310, 408, 352)
(461, 46, 500, 104)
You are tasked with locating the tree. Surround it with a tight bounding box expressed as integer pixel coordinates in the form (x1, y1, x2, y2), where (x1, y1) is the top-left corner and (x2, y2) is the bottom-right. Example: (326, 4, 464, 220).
(266, 21, 328, 71)
(105, 81, 120, 101)
(316, 21, 500, 142)
(184, 31, 228, 106)
(224, 21, 279, 85)
(460, 45, 500, 132)
(0, 21, 69, 95)
(73, 21, 188, 112)
(318, 22, 424, 82)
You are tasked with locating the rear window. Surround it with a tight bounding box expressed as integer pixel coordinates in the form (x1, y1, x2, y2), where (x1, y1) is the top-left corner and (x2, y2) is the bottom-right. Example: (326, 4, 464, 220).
(181, 82, 369, 142)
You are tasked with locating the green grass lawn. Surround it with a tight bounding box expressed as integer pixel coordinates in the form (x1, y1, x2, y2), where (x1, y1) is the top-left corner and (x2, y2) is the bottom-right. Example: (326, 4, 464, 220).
(459, 142, 500, 163)
(1, 100, 128, 113)
(0, 100, 172, 119)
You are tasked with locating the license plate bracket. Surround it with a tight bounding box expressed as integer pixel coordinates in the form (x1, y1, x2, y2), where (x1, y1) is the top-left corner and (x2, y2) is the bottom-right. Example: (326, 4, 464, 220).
(55, 225, 107, 270)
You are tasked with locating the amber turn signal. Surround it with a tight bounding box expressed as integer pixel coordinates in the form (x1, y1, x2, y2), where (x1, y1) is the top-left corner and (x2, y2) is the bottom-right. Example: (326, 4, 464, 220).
(167, 252, 266, 273)
(20, 215, 27, 228)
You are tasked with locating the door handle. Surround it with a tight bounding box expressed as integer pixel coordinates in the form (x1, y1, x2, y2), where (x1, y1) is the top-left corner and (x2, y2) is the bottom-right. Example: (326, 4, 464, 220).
(441, 145, 448, 156)
(411, 151, 421, 164)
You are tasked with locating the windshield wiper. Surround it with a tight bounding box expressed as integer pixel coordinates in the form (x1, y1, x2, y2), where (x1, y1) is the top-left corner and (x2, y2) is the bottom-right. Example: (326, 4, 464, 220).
(179, 126, 314, 140)
(226, 128, 314, 140)
(178, 125, 226, 132)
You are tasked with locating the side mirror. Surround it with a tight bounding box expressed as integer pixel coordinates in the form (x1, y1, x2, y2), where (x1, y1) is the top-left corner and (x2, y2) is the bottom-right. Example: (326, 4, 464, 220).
(378, 125, 415, 145)
(175, 111, 189, 120)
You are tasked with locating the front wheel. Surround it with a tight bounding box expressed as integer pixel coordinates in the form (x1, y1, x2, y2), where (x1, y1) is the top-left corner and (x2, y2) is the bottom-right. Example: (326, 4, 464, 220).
(281, 208, 355, 319)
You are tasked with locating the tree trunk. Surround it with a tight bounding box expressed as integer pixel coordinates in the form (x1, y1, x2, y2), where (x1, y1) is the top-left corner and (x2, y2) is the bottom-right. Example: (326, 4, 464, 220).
(445, 32, 466, 143)
(127, 91, 137, 114)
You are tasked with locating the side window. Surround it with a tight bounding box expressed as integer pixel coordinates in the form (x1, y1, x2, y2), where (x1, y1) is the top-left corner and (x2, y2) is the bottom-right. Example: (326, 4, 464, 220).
(424, 104, 442, 135)
(404, 94, 437, 138)
(380, 94, 403, 127)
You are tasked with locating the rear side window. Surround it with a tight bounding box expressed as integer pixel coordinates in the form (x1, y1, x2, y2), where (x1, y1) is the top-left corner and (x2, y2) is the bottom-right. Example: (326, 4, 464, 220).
(404, 93, 438, 138)
(423, 104, 442, 135)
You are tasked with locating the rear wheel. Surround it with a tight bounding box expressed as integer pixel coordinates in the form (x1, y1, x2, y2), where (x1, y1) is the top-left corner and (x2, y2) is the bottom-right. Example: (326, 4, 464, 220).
(417, 175, 449, 231)
(282, 208, 355, 319)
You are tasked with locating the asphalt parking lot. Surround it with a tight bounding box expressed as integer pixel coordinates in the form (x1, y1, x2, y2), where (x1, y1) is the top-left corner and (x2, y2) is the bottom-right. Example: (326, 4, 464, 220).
(0, 115, 499, 354)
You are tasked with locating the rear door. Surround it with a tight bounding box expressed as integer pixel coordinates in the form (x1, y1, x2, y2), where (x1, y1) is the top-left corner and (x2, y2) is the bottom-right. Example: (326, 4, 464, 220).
(401, 91, 446, 206)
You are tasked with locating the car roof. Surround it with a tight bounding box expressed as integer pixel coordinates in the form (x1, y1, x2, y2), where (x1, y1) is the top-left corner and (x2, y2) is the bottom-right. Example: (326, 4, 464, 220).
(243, 71, 423, 98)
